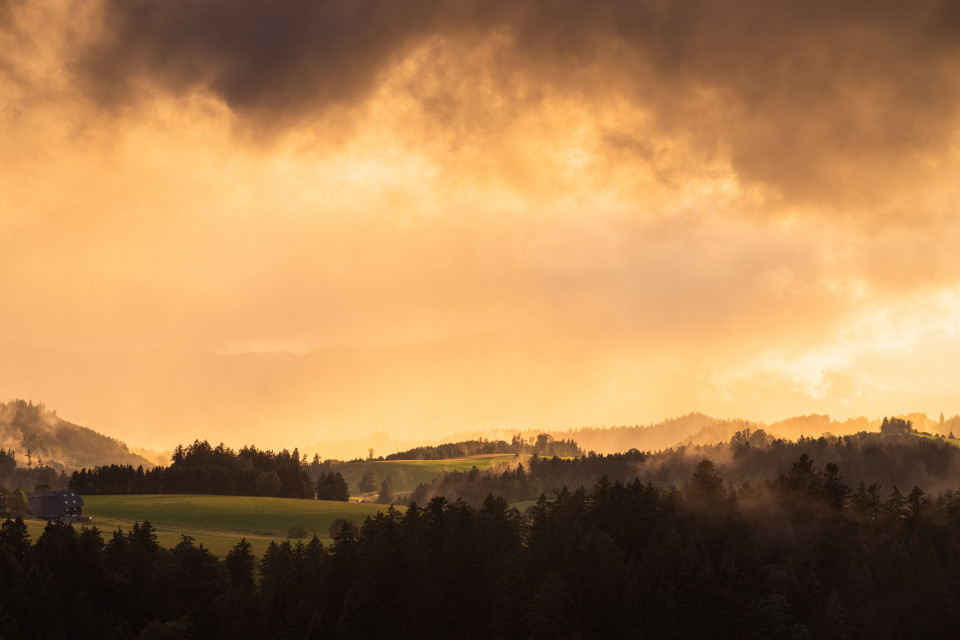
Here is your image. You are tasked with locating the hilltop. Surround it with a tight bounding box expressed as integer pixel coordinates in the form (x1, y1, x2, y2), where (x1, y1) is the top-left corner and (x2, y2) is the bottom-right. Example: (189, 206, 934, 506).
(0, 399, 155, 473)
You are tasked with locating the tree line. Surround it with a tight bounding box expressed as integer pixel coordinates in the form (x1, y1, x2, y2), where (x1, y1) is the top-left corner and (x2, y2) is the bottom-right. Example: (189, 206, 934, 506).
(5, 450, 960, 637)
(69, 440, 314, 498)
(410, 421, 960, 507)
(66, 442, 356, 504)
(384, 434, 582, 460)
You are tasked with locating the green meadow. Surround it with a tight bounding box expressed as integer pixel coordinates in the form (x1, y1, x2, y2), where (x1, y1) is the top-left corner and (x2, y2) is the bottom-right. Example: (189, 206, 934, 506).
(12, 456, 532, 554)
(914, 432, 960, 447)
(22, 494, 386, 557)
(334, 454, 527, 496)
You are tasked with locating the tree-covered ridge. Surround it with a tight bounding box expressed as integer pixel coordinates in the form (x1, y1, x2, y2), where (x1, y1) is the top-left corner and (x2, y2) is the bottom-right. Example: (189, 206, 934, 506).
(535, 412, 959, 454)
(384, 433, 582, 460)
(70, 439, 314, 498)
(0, 399, 153, 474)
(410, 426, 960, 507)
(68, 436, 584, 498)
(594, 412, 730, 449)
(6, 452, 960, 638)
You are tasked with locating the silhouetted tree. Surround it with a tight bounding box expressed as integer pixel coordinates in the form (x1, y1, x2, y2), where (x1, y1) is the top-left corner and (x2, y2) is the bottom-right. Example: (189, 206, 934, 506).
(880, 416, 913, 436)
(377, 476, 395, 504)
(217, 538, 253, 587)
(358, 469, 379, 494)
(316, 472, 349, 501)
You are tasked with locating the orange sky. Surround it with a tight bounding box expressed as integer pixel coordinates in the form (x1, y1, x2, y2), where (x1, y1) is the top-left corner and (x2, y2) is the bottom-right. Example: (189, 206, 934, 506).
(3, 1, 960, 454)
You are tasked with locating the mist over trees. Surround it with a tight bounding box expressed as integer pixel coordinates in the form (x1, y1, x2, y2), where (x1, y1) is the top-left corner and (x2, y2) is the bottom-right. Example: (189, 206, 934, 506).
(0, 399, 153, 473)
(410, 425, 960, 507)
(0, 447, 64, 493)
(8, 444, 960, 637)
(561, 412, 729, 454)
(8, 402, 960, 638)
(528, 412, 949, 455)
(7, 414, 960, 637)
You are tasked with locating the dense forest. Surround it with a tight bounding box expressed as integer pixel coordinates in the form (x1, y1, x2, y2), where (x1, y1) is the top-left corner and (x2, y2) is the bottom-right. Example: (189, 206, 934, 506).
(410, 420, 960, 507)
(69, 440, 315, 498)
(4, 418, 960, 637)
(384, 434, 582, 460)
(5, 437, 960, 638)
(64, 419, 960, 512)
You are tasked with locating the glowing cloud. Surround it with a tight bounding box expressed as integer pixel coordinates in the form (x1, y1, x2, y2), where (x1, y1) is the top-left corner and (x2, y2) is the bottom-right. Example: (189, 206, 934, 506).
(2, 0, 960, 450)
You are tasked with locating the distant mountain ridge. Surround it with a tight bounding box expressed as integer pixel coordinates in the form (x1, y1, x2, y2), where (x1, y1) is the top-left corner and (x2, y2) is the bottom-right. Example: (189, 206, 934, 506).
(0, 399, 155, 472)
(574, 413, 881, 453)
(7, 340, 960, 458)
(441, 413, 730, 455)
(566, 413, 729, 453)
(0, 338, 704, 453)
(6, 391, 956, 472)
(453, 412, 951, 456)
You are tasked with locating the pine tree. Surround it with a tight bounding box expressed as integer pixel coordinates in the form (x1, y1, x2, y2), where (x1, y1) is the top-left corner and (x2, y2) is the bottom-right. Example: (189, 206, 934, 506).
(378, 476, 395, 504)
(316, 472, 350, 501)
(358, 469, 379, 494)
(226, 538, 256, 588)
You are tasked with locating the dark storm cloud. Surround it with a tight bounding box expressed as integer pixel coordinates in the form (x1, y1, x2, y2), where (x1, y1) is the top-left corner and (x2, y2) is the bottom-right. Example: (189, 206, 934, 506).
(82, 0, 451, 115)
(0, 0, 29, 81)
(76, 0, 960, 204)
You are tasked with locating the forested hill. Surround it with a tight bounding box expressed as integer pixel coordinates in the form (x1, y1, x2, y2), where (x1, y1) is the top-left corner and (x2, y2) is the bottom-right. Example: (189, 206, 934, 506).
(0, 399, 153, 473)
(551, 412, 947, 453)
(410, 421, 960, 507)
(384, 434, 582, 460)
(10, 427, 960, 637)
(561, 412, 733, 453)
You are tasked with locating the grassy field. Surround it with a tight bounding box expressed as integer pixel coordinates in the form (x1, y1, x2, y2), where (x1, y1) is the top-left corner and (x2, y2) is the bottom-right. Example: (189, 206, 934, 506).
(9, 456, 530, 554)
(20, 494, 386, 557)
(914, 432, 960, 447)
(334, 454, 527, 496)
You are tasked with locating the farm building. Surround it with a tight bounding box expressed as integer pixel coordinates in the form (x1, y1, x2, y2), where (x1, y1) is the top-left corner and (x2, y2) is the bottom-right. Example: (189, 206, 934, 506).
(27, 489, 85, 522)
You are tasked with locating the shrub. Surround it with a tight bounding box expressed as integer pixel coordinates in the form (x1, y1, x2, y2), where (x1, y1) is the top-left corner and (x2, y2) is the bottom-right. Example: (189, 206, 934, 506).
(288, 525, 307, 539)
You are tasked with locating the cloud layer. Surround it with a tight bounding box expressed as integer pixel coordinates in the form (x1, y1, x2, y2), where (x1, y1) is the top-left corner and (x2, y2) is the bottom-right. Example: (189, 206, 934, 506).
(74, 0, 960, 209)
(2, 1, 960, 446)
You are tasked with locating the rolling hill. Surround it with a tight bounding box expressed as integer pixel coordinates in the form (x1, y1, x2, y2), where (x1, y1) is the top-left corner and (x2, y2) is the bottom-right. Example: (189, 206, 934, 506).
(0, 399, 155, 472)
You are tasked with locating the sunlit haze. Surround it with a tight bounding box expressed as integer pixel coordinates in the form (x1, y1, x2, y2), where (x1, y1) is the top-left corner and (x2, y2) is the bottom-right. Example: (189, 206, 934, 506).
(3, 1, 960, 455)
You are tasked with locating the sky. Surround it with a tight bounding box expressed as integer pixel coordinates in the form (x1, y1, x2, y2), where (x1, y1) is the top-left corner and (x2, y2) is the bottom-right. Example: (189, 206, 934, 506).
(3, 0, 960, 453)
